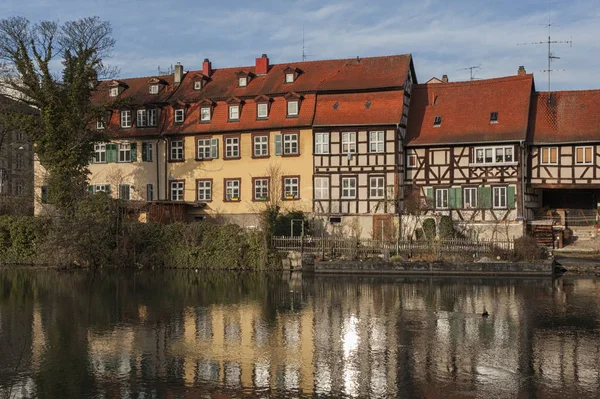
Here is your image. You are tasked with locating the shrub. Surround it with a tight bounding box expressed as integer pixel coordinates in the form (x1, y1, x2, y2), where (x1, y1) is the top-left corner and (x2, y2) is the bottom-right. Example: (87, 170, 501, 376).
(422, 218, 436, 240)
(439, 216, 455, 239)
(414, 228, 424, 240)
(513, 235, 546, 262)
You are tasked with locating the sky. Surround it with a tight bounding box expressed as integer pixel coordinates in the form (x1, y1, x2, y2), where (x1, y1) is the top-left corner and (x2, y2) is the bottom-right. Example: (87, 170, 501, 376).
(1, 0, 598, 90)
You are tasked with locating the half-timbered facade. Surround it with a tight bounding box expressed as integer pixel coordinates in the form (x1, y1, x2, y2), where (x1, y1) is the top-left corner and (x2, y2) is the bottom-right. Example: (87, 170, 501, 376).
(404, 72, 534, 239)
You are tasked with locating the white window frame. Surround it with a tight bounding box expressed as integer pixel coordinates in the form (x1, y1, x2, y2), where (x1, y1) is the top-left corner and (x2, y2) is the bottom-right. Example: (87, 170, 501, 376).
(197, 139, 211, 160)
(170, 181, 184, 201)
(238, 77, 247, 87)
(148, 108, 157, 126)
(93, 144, 106, 163)
(109, 87, 119, 97)
(96, 119, 105, 130)
(493, 186, 507, 209)
(369, 131, 385, 153)
(283, 177, 299, 199)
(369, 176, 385, 199)
(287, 101, 299, 116)
(225, 137, 240, 158)
(197, 180, 212, 201)
(170, 140, 184, 161)
(285, 73, 294, 83)
(253, 135, 268, 157)
(464, 187, 477, 209)
(194, 81, 202, 90)
(225, 179, 240, 201)
(341, 132, 356, 153)
(149, 84, 159, 94)
(229, 105, 240, 120)
(540, 147, 558, 165)
(174, 109, 185, 124)
(314, 177, 329, 200)
(473, 146, 514, 165)
(257, 103, 268, 118)
(283, 133, 298, 155)
(341, 177, 357, 199)
(575, 146, 593, 165)
(137, 109, 147, 127)
(435, 188, 448, 209)
(315, 132, 330, 154)
(118, 143, 131, 163)
(92, 184, 109, 194)
(254, 178, 269, 201)
(120, 110, 131, 128)
(407, 154, 417, 168)
(200, 107, 211, 122)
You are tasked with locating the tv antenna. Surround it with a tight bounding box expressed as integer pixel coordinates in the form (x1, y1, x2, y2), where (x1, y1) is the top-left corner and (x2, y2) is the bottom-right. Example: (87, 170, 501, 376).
(458, 64, 481, 81)
(302, 26, 312, 61)
(517, 2, 572, 92)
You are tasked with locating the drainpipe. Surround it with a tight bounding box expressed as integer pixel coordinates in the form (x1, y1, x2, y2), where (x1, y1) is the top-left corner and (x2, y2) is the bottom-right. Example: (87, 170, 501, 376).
(162, 137, 168, 200)
(155, 139, 160, 201)
(520, 140, 527, 235)
(396, 122, 402, 243)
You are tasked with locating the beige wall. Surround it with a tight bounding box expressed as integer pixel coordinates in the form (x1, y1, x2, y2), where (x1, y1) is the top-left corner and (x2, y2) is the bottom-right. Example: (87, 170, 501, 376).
(530, 144, 600, 185)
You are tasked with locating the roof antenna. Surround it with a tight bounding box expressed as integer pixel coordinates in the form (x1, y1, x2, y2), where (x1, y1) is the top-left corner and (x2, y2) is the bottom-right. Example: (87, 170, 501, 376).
(302, 26, 313, 62)
(517, 0, 572, 94)
(457, 64, 481, 81)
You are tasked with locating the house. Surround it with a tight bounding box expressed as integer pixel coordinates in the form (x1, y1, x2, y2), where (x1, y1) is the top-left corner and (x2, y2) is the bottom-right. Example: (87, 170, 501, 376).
(404, 68, 534, 240)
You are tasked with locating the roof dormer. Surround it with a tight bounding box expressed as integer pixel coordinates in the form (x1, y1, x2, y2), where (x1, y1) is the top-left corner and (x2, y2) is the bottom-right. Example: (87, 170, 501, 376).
(108, 80, 126, 97)
(147, 77, 166, 94)
(236, 71, 252, 87)
(283, 66, 300, 84)
(226, 97, 244, 121)
(192, 73, 210, 91)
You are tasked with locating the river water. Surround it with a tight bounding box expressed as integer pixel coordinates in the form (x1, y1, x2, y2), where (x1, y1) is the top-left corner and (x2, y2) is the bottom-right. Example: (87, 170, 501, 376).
(0, 270, 599, 398)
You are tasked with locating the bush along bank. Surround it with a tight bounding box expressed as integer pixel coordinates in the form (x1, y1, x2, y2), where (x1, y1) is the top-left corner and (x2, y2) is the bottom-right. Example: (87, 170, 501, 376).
(0, 194, 279, 270)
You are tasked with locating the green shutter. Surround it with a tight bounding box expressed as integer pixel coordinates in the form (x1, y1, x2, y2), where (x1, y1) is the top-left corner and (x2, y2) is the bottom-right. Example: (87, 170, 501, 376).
(130, 143, 137, 162)
(478, 186, 492, 209)
(142, 142, 148, 162)
(508, 186, 516, 209)
(455, 187, 462, 209)
(105, 185, 111, 195)
(274, 134, 283, 156)
(107, 144, 117, 163)
(449, 187, 462, 209)
(426, 188, 434, 206)
(87, 185, 93, 196)
(210, 138, 219, 159)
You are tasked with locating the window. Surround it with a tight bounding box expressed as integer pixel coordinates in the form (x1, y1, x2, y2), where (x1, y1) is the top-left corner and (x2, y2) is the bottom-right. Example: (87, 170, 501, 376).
(118, 143, 131, 162)
(464, 187, 477, 209)
(253, 135, 268, 157)
(93, 144, 106, 163)
(15, 181, 23, 196)
(341, 132, 356, 153)
(435, 188, 448, 209)
(229, 105, 239, 120)
(369, 177, 385, 199)
(146, 184, 154, 201)
(253, 178, 269, 200)
(490, 112, 498, 123)
(407, 154, 417, 168)
(341, 177, 357, 199)
(493, 186, 507, 209)
(170, 181, 184, 201)
(170, 140, 184, 161)
(314, 177, 329, 200)
(96, 119, 105, 130)
(197, 180, 212, 201)
(225, 137, 240, 158)
(541, 147, 558, 165)
(148, 109, 157, 126)
(575, 146, 593, 165)
(474, 146, 514, 164)
(109, 87, 119, 97)
(225, 179, 240, 201)
(15, 153, 23, 170)
(257, 103, 268, 118)
(200, 107, 211, 122)
(197, 139, 211, 160)
(119, 184, 131, 200)
(92, 184, 109, 194)
(238, 77, 247, 87)
(16, 132, 24, 141)
(149, 84, 159, 94)
(283, 177, 299, 199)
(137, 109, 147, 127)
(433, 116, 442, 126)
(369, 131, 385, 153)
(315, 133, 329, 154)
(142, 142, 153, 162)
(120, 110, 131, 128)
(285, 73, 294, 83)
(287, 101, 298, 117)
(194, 81, 202, 90)
(174, 109, 185, 124)
(283, 133, 298, 155)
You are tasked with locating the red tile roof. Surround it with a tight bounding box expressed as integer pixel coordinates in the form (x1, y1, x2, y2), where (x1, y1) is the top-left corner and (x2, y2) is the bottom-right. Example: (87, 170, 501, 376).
(529, 90, 600, 144)
(406, 75, 534, 146)
(91, 74, 176, 106)
(313, 91, 405, 126)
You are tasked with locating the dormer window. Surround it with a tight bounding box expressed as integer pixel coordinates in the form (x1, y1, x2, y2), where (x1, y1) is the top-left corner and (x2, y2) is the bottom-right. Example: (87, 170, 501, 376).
(194, 81, 202, 91)
(109, 87, 119, 97)
(96, 119, 105, 130)
(174, 109, 185, 124)
(149, 84, 159, 94)
(283, 66, 299, 84)
(238, 77, 247, 87)
(229, 105, 240, 120)
(257, 103, 268, 118)
(490, 112, 499, 123)
(285, 73, 294, 83)
(287, 101, 299, 117)
(200, 107, 211, 122)
(433, 116, 442, 127)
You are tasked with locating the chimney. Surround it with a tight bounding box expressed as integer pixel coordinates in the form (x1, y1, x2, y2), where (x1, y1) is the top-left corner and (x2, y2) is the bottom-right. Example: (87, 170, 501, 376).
(174, 62, 184, 85)
(255, 54, 269, 75)
(518, 66, 526, 76)
(202, 58, 212, 77)
(442, 74, 449, 83)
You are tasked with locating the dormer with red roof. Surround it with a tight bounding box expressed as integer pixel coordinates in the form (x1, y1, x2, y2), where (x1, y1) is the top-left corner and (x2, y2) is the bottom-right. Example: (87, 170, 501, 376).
(254, 95, 271, 119)
(283, 66, 300, 84)
(284, 92, 302, 118)
(236, 71, 252, 88)
(108, 80, 126, 97)
(226, 97, 244, 121)
(147, 77, 167, 95)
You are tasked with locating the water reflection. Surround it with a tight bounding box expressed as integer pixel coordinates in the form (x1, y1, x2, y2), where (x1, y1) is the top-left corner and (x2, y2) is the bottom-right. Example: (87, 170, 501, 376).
(0, 271, 599, 398)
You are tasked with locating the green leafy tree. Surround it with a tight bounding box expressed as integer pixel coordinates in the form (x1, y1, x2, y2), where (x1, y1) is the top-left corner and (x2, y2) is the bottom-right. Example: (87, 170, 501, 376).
(0, 16, 116, 210)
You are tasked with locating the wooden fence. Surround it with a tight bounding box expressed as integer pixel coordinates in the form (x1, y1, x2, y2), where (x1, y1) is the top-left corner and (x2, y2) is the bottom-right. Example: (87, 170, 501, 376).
(272, 236, 514, 259)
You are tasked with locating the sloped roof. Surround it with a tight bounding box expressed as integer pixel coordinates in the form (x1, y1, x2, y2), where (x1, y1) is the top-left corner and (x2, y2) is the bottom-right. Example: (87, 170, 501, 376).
(91, 74, 176, 105)
(313, 91, 404, 126)
(406, 74, 534, 146)
(529, 90, 600, 144)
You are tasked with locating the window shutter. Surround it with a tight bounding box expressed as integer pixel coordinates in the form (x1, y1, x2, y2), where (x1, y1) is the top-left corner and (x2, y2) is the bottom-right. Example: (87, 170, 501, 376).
(131, 143, 137, 162)
(87, 185, 93, 196)
(507, 186, 516, 209)
(142, 142, 148, 162)
(454, 187, 462, 209)
(107, 144, 117, 163)
(478, 187, 492, 209)
(426, 188, 433, 205)
(210, 138, 219, 159)
(105, 185, 111, 195)
(274, 134, 283, 156)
